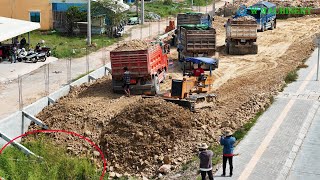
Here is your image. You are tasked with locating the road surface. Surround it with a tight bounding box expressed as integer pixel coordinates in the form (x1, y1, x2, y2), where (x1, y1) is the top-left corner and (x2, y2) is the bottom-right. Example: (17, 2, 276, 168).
(215, 48, 320, 179)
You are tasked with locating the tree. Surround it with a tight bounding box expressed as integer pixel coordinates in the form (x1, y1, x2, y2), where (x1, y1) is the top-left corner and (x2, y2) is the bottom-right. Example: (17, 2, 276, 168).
(91, 0, 127, 27)
(65, 6, 87, 35)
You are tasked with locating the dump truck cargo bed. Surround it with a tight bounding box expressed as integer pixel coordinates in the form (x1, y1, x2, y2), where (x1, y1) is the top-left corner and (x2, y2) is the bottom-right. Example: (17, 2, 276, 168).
(180, 27, 216, 57)
(110, 40, 168, 94)
(225, 17, 258, 55)
(226, 21, 257, 40)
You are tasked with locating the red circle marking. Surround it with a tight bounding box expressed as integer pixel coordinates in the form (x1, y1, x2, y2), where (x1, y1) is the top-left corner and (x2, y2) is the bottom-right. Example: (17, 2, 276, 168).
(0, 129, 107, 179)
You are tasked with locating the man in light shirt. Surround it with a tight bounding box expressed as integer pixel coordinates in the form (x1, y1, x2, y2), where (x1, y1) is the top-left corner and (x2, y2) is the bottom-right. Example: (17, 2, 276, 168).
(198, 143, 214, 180)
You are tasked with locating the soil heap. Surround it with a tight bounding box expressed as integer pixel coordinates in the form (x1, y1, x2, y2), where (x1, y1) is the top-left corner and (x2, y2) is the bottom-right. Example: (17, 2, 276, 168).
(99, 98, 193, 177)
(113, 40, 149, 51)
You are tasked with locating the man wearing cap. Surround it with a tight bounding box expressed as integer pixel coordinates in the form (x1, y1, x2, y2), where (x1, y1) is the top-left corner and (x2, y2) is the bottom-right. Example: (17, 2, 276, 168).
(198, 143, 214, 180)
(220, 130, 236, 177)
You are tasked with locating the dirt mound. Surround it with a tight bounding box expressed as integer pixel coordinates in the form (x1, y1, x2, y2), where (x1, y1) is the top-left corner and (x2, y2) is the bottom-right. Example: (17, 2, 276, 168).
(99, 98, 193, 177)
(232, 15, 256, 22)
(113, 40, 149, 51)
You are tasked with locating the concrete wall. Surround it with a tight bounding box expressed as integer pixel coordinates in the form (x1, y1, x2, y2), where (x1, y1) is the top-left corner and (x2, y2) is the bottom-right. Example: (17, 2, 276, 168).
(0, 0, 52, 30)
(0, 65, 109, 146)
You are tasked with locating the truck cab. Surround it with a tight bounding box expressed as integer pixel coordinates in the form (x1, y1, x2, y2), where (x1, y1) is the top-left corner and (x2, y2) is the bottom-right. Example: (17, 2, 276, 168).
(246, 1, 276, 31)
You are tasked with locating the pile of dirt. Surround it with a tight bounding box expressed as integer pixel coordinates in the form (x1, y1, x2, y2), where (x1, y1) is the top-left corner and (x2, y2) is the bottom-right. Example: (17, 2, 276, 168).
(232, 15, 256, 22)
(269, 0, 320, 7)
(113, 40, 149, 51)
(99, 98, 194, 177)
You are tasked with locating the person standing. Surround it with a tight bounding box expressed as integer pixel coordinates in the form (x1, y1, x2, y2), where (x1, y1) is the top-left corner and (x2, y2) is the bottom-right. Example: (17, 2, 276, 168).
(220, 130, 236, 177)
(20, 37, 27, 48)
(122, 67, 131, 97)
(198, 143, 214, 180)
(10, 46, 17, 63)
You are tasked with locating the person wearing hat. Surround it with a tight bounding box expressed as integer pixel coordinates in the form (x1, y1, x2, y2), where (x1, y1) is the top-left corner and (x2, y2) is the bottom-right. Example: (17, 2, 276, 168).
(220, 130, 236, 177)
(122, 67, 131, 97)
(198, 143, 214, 180)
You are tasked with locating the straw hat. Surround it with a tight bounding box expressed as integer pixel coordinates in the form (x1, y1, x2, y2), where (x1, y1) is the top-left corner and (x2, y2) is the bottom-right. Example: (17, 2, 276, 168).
(198, 143, 209, 149)
(225, 130, 232, 136)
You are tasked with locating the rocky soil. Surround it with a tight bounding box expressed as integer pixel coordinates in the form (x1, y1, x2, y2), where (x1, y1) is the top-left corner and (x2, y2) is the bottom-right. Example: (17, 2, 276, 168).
(113, 40, 149, 51)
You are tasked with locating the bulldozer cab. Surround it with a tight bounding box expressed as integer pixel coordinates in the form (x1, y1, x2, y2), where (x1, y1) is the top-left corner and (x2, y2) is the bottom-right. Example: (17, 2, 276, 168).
(171, 57, 218, 99)
(183, 57, 219, 76)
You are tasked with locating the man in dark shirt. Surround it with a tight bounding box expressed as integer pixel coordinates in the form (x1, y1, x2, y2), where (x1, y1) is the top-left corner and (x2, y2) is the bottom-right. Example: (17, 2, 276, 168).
(220, 130, 236, 177)
(20, 37, 27, 48)
(198, 143, 214, 180)
(122, 67, 131, 97)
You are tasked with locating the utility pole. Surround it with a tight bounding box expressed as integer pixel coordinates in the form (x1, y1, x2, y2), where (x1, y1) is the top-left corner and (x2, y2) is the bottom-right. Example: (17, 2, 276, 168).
(87, 0, 91, 45)
(212, 0, 215, 18)
(141, 0, 145, 25)
(191, 0, 193, 10)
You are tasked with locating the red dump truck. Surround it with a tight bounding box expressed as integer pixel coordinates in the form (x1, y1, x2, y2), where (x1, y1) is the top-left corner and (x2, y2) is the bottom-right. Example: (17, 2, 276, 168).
(110, 40, 168, 95)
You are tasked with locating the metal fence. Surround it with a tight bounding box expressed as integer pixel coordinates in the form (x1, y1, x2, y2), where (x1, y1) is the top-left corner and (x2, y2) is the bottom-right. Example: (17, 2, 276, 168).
(0, 18, 176, 120)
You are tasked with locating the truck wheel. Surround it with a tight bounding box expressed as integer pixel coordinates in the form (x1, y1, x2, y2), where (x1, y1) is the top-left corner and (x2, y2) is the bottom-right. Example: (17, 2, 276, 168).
(226, 42, 230, 54)
(270, 22, 274, 30)
(261, 25, 265, 32)
(274, 20, 277, 29)
(251, 44, 258, 54)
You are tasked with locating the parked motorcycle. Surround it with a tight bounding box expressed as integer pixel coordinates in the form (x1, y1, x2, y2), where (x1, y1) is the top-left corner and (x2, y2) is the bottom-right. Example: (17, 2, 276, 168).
(36, 52, 47, 62)
(17, 48, 38, 63)
(35, 43, 51, 57)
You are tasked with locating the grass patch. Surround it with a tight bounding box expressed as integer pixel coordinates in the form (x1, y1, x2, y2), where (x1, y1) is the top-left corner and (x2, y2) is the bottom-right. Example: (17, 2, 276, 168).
(233, 111, 263, 140)
(284, 70, 298, 84)
(145, 1, 189, 17)
(186, 0, 209, 6)
(0, 136, 107, 179)
(72, 70, 95, 82)
(28, 31, 117, 59)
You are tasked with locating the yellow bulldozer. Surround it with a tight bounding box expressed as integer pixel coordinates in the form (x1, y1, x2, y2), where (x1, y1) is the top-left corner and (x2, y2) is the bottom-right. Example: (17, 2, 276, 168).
(143, 57, 219, 111)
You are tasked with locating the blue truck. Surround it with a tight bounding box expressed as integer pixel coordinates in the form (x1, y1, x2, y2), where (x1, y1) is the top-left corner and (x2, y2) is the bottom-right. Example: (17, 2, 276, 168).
(246, 1, 277, 32)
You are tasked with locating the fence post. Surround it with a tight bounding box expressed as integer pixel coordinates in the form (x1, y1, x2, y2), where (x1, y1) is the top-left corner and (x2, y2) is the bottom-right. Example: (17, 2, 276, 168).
(67, 58, 72, 84)
(149, 21, 151, 37)
(18, 75, 24, 134)
(44, 64, 49, 96)
(86, 47, 90, 82)
(140, 24, 143, 40)
(158, 19, 161, 35)
(18, 75, 23, 111)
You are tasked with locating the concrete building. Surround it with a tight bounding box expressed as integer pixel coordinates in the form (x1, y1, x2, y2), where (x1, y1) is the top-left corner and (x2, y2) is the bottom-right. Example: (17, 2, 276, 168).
(0, 0, 52, 30)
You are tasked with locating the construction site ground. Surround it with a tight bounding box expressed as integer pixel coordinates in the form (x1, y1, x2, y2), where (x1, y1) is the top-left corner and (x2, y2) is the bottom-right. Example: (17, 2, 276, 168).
(23, 14, 320, 179)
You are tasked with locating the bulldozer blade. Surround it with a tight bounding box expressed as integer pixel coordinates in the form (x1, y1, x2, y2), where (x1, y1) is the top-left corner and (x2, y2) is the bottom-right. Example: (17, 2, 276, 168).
(162, 98, 195, 112)
(142, 95, 195, 111)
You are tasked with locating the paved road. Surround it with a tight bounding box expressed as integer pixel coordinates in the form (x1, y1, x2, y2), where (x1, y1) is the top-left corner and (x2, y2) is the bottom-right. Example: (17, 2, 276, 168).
(215, 49, 320, 179)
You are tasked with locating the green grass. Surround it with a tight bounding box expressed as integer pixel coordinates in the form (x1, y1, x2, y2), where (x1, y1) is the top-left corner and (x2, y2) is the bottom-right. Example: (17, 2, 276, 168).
(186, 0, 209, 6)
(144, 1, 189, 17)
(0, 136, 108, 180)
(233, 111, 263, 140)
(284, 70, 298, 84)
(28, 31, 117, 59)
(73, 70, 95, 82)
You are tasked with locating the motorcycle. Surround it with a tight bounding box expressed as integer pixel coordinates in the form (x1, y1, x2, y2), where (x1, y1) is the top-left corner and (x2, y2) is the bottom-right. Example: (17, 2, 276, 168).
(35, 43, 51, 57)
(17, 48, 38, 63)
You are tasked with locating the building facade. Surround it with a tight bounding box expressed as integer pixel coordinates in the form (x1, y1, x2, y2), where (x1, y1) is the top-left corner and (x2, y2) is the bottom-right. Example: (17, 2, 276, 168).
(0, 0, 52, 30)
